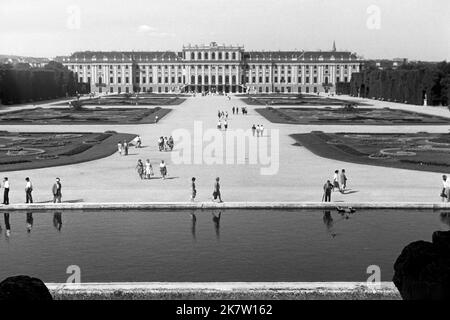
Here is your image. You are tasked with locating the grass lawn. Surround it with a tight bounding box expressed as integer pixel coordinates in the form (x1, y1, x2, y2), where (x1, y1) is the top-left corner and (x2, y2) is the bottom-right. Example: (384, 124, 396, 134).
(240, 94, 372, 106)
(291, 132, 450, 173)
(0, 107, 171, 125)
(256, 106, 450, 125)
(0, 131, 136, 172)
(56, 94, 187, 107)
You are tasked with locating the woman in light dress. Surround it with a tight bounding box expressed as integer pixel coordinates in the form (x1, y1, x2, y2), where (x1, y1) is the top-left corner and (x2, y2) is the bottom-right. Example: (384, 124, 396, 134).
(144, 159, 154, 179)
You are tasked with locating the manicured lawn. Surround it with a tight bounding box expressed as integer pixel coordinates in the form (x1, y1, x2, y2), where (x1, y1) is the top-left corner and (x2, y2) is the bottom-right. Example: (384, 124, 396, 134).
(291, 132, 450, 173)
(0, 131, 136, 172)
(0, 107, 171, 125)
(256, 107, 450, 125)
(56, 93, 187, 107)
(240, 94, 371, 106)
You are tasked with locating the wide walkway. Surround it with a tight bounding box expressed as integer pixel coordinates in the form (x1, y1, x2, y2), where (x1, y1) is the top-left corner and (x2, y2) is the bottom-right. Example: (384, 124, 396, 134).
(0, 95, 449, 204)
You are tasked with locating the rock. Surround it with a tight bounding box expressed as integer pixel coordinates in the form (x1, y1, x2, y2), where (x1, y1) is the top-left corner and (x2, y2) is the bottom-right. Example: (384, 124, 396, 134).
(393, 232, 450, 300)
(0, 275, 53, 301)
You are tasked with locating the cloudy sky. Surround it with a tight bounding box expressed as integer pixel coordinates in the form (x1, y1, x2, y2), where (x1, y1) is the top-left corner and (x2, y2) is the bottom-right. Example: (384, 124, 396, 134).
(0, 0, 448, 60)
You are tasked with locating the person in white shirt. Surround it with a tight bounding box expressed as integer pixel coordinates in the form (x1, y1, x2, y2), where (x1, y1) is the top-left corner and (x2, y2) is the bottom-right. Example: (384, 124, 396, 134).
(441, 175, 450, 202)
(25, 177, 33, 203)
(333, 170, 342, 192)
(3, 177, 10, 205)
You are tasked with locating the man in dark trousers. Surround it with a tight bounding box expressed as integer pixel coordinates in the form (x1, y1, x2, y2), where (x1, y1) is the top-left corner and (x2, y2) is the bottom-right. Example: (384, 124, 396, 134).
(25, 177, 33, 203)
(323, 180, 333, 202)
(191, 177, 197, 202)
(3, 177, 10, 205)
(52, 178, 62, 203)
(212, 177, 223, 203)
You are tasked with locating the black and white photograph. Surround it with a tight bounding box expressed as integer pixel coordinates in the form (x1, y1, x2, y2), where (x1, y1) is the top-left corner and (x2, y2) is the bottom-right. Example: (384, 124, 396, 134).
(0, 0, 449, 310)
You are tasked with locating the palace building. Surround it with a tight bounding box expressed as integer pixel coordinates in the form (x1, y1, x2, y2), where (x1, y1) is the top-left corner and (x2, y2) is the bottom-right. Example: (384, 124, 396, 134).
(56, 42, 363, 94)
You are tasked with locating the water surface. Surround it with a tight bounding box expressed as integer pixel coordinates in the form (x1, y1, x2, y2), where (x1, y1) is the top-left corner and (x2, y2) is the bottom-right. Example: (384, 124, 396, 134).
(0, 209, 448, 282)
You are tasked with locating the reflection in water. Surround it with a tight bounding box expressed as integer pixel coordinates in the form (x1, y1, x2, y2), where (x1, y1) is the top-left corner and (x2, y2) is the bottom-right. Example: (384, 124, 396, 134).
(53, 212, 62, 232)
(440, 212, 450, 227)
(323, 210, 336, 238)
(4, 213, 11, 238)
(212, 211, 221, 240)
(26, 212, 33, 233)
(190, 212, 197, 241)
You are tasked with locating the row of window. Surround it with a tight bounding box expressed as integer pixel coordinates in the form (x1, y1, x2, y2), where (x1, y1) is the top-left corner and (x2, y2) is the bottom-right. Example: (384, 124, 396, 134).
(187, 51, 239, 61)
(69, 64, 358, 71)
(251, 86, 320, 94)
(88, 75, 349, 85)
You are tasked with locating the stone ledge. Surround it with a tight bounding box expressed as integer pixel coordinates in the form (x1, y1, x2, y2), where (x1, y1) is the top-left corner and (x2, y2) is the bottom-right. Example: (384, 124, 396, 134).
(46, 282, 401, 300)
(1, 202, 450, 211)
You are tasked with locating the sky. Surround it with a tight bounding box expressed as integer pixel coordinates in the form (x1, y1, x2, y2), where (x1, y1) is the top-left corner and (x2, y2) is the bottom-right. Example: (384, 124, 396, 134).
(0, 0, 449, 61)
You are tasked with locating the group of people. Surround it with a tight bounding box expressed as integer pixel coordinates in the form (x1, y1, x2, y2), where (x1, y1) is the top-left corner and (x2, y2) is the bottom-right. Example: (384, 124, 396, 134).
(190, 177, 223, 203)
(251, 124, 265, 137)
(232, 106, 247, 115)
(117, 140, 130, 156)
(158, 136, 174, 152)
(136, 159, 168, 180)
(322, 169, 348, 202)
(1, 177, 63, 205)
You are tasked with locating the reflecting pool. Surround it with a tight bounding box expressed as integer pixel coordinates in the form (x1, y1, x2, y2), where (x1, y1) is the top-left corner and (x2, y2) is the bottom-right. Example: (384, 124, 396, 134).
(0, 209, 448, 282)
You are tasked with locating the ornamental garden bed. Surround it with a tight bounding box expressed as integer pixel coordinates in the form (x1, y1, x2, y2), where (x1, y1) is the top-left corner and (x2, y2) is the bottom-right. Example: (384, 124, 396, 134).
(290, 132, 450, 173)
(256, 106, 450, 125)
(0, 107, 171, 125)
(0, 131, 136, 171)
(240, 94, 372, 106)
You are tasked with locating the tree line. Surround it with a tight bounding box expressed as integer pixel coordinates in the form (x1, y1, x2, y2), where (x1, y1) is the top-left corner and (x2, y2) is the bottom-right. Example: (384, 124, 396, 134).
(0, 61, 90, 105)
(336, 61, 450, 106)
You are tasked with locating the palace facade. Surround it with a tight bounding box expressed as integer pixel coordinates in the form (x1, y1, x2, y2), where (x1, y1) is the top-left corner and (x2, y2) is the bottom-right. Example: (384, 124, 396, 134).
(57, 42, 362, 94)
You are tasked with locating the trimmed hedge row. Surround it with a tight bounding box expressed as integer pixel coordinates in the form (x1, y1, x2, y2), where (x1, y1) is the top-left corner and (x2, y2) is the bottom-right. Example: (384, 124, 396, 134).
(349, 62, 450, 106)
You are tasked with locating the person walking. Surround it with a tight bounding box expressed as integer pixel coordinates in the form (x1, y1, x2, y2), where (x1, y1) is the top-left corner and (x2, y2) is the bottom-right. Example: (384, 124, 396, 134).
(232, 107, 235, 115)
(224, 120, 228, 130)
(145, 159, 153, 179)
(191, 177, 197, 202)
(217, 120, 222, 130)
(168, 136, 174, 151)
(135, 136, 142, 148)
(25, 177, 33, 203)
(212, 177, 223, 203)
(158, 136, 164, 151)
(252, 124, 256, 136)
(160, 160, 168, 180)
(323, 180, 333, 202)
(2, 177, 10, 205)
(340, 169, 348, 191)
(333, 170, 341, 192)
(52, 178, 62, 203)
(123, 140, 129, 156)
(441, 175, 450, 202)
(260, 124, 264, 136)
(117, 142, 123, 155)
(136, 160, 144, 179)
